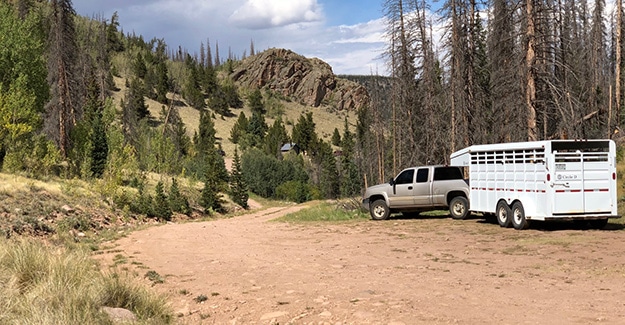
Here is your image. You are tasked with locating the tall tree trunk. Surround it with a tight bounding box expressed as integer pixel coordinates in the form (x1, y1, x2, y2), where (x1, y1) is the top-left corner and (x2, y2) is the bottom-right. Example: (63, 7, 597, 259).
(526, 0, 538, 141)
(617, 0, 622, 128)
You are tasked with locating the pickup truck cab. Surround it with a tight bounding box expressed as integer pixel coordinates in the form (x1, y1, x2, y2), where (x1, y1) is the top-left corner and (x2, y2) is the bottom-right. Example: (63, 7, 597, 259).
(362, 165, 470, 220)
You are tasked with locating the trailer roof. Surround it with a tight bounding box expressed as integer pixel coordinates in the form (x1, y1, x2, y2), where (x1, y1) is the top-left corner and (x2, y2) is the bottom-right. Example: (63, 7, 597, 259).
(450, 139, 613, 166)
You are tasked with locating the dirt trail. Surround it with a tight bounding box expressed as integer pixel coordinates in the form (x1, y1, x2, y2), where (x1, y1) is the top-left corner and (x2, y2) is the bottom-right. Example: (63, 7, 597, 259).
(98, 206, 625, 324)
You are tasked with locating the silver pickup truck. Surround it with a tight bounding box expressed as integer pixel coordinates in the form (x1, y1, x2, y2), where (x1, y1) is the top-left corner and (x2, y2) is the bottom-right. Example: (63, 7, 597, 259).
(362, 165, 470, 220)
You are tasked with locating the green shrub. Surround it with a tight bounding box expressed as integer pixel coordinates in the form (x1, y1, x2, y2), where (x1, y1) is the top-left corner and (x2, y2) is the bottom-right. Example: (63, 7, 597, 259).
(275, 180, 311, 203)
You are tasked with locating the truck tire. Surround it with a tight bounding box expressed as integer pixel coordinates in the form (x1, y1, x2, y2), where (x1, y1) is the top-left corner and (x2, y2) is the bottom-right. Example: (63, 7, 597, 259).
(496, 201, 512, 228)
(511, 201, 530, 230)
(449, 196, 469, 220)
(370, 199, 390, 220)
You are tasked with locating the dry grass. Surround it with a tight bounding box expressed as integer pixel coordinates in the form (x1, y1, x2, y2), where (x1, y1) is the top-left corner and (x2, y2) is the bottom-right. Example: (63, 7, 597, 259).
(0, 239, 172, 324)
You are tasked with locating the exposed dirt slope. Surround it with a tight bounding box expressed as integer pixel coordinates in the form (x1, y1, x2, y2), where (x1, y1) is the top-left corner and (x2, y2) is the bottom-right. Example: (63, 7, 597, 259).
(97, 207, 625, 324)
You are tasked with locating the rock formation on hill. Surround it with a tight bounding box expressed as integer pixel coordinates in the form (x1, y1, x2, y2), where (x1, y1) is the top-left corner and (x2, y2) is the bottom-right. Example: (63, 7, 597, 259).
(231, 48, 370, 111)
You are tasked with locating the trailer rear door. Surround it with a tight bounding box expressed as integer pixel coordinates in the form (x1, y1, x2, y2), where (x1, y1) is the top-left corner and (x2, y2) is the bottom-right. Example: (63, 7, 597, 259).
(552, 151, 584, 214)
(552, 141, 613, 215)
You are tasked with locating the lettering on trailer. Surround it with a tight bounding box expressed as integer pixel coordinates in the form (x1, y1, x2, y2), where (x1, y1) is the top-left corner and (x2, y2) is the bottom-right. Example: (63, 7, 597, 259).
(555, 163, 566, 171)
(556, 174, 578, 180)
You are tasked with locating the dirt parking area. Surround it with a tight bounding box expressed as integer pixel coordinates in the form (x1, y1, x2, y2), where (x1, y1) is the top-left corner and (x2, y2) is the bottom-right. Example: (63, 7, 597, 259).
(97, 205, 625, 324)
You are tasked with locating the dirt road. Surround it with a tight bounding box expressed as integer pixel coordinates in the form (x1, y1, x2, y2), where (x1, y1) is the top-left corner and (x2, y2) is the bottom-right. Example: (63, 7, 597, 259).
(98, 205, 625, 324)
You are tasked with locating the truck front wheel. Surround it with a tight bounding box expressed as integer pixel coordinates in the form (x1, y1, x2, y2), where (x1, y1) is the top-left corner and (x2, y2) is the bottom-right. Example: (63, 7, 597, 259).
(370, 200, 390, 220)
(449, 196, 469, 220)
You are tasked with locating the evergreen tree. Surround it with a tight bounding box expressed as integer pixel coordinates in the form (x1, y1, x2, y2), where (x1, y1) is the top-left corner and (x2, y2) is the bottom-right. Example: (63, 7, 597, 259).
(153, 180, 172, 221)
(168, 177, 191, 215)
(292, 112, 318, 154)
(263, 117, 289, 157)
(339, 116, 359, 197)
(106, 11, 124, 53)
(133, 51, 147, 79)
(90, 110, 108, 178)
(183, 54, 205, 109)
(318, 141, 340, 199)
(230, 112, 249, 144)
(331, 128, 341, 146)
(247, 111, 267, 147)
(195, 109, 216, 155)
(248, 89, 265, 114)
(229, 147, 249, 209)
(200, 159, 224, 215)
(209, 87, 231, 116)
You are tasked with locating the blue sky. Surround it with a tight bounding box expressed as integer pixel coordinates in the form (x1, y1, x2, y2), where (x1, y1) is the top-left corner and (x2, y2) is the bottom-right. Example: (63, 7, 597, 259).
(73, 0, 392, 75)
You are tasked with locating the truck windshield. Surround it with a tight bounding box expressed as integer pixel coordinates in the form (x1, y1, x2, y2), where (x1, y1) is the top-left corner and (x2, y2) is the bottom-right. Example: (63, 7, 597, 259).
(433, 167, 463, 181)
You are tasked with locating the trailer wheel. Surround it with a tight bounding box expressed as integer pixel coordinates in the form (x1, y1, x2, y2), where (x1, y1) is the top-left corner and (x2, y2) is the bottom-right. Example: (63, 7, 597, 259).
(496, 201, 512, 228)
(370, 199, 390, 220)
(511, 201, 530, 230)
(449, 196, 469, 220)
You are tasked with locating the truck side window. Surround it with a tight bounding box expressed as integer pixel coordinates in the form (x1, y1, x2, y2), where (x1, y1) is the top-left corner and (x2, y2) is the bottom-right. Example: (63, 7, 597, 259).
(394, 169, 414, 185)
(416, 168, 429, 183)
(433, 167, 463, 181)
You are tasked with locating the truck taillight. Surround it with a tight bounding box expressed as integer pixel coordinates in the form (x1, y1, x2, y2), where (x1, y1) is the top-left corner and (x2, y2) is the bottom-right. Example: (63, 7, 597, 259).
(547, 174, 551, 181)
(613, 172, 617, 180)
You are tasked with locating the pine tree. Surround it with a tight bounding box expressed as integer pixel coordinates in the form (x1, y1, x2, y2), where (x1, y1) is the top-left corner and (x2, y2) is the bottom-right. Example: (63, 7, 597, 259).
(331, 128, 341, 146)
(153, 180, 172, 221)
(168, 177, 190, 215)
(263, 117, 289, 157)
(292, 112, 318, 154)
(248, 89, 266, 114)
(229, 147, 249, 209)
(200, 156, 224, 215)
(230, 112, 249, 144)
(247, 111, 267, 147)
(195, 109, 216, 155)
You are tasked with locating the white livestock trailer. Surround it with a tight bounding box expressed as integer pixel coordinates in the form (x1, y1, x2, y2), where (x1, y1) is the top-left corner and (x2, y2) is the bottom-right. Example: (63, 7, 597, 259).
(450, 140, 619, 229)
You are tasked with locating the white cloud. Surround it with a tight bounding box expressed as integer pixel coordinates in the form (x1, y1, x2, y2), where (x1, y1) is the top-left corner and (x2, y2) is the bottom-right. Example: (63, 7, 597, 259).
(229, 0, 324, 29)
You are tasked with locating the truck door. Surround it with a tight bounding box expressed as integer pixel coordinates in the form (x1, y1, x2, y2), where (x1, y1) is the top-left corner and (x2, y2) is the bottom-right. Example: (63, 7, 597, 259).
(552, 151, 584, 214)
(388, 169, 415, 207)
(413, 168, 432, 206)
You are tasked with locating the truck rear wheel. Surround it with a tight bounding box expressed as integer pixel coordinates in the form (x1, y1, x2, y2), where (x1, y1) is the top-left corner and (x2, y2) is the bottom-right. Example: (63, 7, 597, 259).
(511, 201, 530, 230)
(370, 200, 390, 220)
(449, 196, 469, 220)
(496, 201, 512, 228)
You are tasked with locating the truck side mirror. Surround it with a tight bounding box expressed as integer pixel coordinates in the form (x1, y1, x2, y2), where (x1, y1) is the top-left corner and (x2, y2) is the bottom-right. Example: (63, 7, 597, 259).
(389, 178, 395, 185)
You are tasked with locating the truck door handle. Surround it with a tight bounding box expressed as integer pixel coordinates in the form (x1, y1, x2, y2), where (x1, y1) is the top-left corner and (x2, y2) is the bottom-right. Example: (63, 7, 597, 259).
(408, 186, 413, 190)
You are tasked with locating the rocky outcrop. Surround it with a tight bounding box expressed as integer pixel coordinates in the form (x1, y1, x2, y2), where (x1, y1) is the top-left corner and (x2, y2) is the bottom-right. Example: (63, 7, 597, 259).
(231, 48, 369, 111)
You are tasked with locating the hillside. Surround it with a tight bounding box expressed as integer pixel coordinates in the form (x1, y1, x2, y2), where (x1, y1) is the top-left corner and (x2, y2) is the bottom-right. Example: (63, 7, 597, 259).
(111, 48, 370, 158)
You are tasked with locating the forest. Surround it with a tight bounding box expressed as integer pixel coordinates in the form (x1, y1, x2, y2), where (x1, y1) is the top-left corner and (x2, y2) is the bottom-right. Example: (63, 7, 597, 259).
(0, 0, 623, 218)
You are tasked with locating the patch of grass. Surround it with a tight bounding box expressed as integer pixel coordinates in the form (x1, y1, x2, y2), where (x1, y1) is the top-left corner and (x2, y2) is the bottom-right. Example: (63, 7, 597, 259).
(112, 254, 128, 266)
(194, 294, 208, 303)
(145, 270, 165, 285)
(0, 239, 172, 324)
(274, 201, 368, 223)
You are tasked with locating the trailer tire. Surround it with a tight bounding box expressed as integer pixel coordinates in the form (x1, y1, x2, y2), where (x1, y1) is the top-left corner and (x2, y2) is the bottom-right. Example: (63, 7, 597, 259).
(496, 201, 512, 228)
(449, 196, 469, 220)
(370, 199, 390, 220)
(511, 201, 530, 230)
